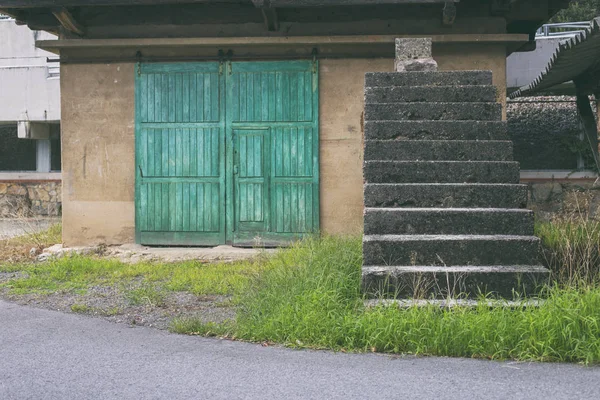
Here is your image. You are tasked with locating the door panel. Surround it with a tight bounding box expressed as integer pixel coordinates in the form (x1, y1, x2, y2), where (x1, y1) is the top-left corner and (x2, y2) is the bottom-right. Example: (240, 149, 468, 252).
(135, 63, 226, 246)
(233, 128, 269, 238)
(227, 61, 319, 246)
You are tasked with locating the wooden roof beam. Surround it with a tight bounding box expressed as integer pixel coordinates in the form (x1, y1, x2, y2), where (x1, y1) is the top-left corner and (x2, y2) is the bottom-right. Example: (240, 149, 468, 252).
(52, 7, 84, 36)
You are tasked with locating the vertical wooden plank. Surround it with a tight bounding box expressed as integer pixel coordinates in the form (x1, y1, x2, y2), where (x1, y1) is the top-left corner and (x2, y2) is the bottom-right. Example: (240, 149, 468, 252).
(298, 72, 305, 121)
(197, 72, 204, 122)
(305, 71, 312, 121)
(276, 184, 284, 232)
(211, 72, 219, 121)
(140, 129, 148, 177)
(261, 72, 269, 122)
(269, 72, 276, 121)
(189, 182, 197, 232)
(148, 74, 155, 122)
(190, 73, 197, 122)
(162, 182, 169, 231)
(175, 73, 183, 122)
(212, 127, 219, 177)
(275, 72, 282, 122)
(183, 182, 190, 231)
(282, 72, 290, 121)
(147, 183, 154, 231)
(197, 128, 205, 177)
(145, 129, 153, 176)
(154, 129, 162, 176)
(204, 73, 211, 121)
(139, 183, 147, 231)
(162, 129, 169, 177)
(162, 74, 169, 123)
(175, 129, 182, 176)
(169, 129, 176, 177)
(240, 135, 247, 178)
(168, 74, 176, 122)
(290, 72, 298, 122)
(283, 183, 290, 232)
(291, 127, 298, 176)
(283, 128, 290, 178)
(182, 73, 190, 122)
(140, 74, 148, 123)
(247, 72, 254, 121)
(204, 183, 212, 231)
(169, 182, 176, 231)
(197, 183, 205, 231)
(154, 183, 161, 231)
(305, 127, 312, 176)
(298, 127, 305, 176)
(305, 183, 313, 232)
(254, 73, 261, 121)
(212, 182, 219, 231)
(298, 183, 306, 232)
(190, 128, 197, 177)
(239, 72, 247, 122)
(182, 128, 190, 176)
(154, 74, 161, 122)
(291, 183, 298, 232)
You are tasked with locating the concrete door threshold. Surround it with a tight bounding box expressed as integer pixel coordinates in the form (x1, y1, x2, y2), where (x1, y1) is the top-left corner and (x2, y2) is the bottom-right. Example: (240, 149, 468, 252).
(38, 243, 274, 263)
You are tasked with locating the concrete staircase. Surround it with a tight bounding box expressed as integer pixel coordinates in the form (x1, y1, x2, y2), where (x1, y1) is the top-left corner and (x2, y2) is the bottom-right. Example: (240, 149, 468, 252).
(361, 70, 549, 299)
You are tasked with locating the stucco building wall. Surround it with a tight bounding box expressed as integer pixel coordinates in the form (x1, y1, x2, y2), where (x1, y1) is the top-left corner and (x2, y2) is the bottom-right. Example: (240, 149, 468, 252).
(60, 43, 507, 245)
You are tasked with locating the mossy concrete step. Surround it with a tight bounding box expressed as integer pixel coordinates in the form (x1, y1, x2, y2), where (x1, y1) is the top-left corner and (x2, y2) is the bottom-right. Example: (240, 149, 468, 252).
(362, 234, 541, 266)
(364, 120, 508, 141)
(361, 265, 550, 298)
(365, 102, 502, 121)
(364, 208, 534, 235)
(365, 71, 492, 87)
(365, 85, 497, 103)
(364, 161, 520, 184)
(363, 183, 528, 209)
(364, 140, 513, 162)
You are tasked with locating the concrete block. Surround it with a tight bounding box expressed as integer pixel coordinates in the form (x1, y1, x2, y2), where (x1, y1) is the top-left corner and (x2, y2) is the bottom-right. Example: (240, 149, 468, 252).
(365, 71, 492, 87)
(361, 265, 550, 298)
(365, 85, 497, 103)
(364, 140, 513, 162)
(362, 234, 541, 266)
(363, 208, 534, 235)
(364, 102, 502, 121)
(363, 183, 528, 209)
(363, 161, 520, 184)
(364, 120, 508, 141)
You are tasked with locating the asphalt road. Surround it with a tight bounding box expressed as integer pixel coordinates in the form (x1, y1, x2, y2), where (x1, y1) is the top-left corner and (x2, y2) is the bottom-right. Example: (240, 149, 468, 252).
(1, 300, 599, 400)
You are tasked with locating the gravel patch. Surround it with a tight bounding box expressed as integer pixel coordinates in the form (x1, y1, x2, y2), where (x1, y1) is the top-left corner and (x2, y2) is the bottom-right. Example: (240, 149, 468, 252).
(0, 283, 234, 331)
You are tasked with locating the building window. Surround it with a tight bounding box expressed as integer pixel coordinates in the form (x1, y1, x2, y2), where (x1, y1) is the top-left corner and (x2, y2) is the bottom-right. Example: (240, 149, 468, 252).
(0, 123, 61, 172)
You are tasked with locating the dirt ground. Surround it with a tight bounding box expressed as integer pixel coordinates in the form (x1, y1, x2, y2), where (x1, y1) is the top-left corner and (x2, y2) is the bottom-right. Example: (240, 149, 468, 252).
(0, 274, 235, 330)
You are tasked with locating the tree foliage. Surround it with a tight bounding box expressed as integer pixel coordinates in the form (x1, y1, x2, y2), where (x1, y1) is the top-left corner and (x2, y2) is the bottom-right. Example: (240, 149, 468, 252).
(550, 0, 600, 23)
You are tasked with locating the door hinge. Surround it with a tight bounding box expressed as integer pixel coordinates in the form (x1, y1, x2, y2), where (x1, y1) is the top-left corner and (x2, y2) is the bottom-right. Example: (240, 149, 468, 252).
(138, 165, 144, 178)
(227, 50, 234, 75)
(136, 51, 142, 77)
(312, 48, 318, 74)
(218, 49, 224, 75)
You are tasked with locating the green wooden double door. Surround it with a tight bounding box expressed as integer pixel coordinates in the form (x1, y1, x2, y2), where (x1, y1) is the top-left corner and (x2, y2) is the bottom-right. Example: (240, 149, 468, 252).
(135, 61, 319, 246)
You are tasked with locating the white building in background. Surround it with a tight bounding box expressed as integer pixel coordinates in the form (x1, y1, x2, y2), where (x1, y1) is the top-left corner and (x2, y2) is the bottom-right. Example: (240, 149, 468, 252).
(0, 15, 60, 176)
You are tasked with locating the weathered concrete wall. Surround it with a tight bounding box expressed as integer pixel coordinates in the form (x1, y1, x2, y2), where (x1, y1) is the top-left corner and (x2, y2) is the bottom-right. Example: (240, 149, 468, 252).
(0, 180, 61, 217)
(59, 43, 507, 245)
(60, 63, 135, 246)
(434, 43, 507, 116)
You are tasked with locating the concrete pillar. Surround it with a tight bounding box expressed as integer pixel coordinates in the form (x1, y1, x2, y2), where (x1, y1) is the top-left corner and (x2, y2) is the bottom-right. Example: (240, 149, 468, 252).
(394, 38, 438, 73)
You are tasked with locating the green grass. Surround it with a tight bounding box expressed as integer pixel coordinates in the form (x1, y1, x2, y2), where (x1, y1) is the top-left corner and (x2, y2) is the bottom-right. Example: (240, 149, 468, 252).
(0, 254, 270, 297)
(171, 235, 600, 364)
(5, 223, 62, 247)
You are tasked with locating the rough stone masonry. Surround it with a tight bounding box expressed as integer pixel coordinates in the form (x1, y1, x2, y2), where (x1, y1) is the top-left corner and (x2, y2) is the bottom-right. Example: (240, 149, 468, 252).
(361, 38, 549, 299)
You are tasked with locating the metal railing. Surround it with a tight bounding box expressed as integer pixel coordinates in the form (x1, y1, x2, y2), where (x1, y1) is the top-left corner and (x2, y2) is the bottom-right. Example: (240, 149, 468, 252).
(536, 21, 592, 38)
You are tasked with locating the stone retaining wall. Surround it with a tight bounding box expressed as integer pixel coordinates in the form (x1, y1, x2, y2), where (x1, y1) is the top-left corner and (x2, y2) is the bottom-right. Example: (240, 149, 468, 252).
(526, 180, 600, 220)
(0, 181, 62, 217)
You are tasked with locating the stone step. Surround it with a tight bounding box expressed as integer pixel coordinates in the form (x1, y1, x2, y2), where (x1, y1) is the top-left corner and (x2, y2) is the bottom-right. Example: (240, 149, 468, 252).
(362, 234, 541, 266)
(364, 208, 534, 235)
(364, 183, 528, 209)
(364, 102, 502, 121)
(365, 85, 497, 103)
(361, 265, 550, 298)
(364, 120, 508, 141)
(364, 140, 513, 162)
(364, 161, 520, 184)
(365, 71, 492, 87)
